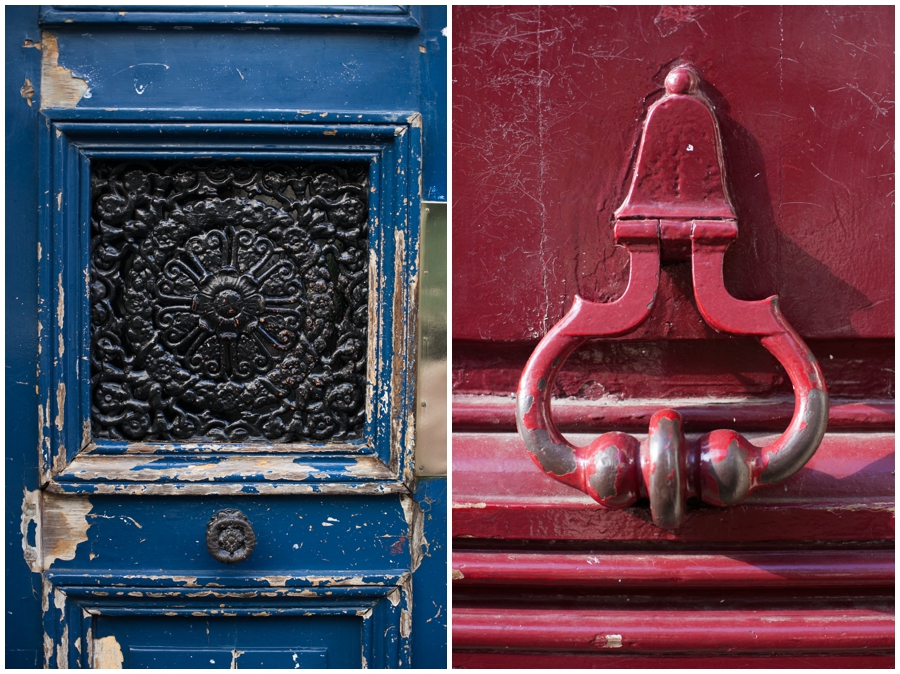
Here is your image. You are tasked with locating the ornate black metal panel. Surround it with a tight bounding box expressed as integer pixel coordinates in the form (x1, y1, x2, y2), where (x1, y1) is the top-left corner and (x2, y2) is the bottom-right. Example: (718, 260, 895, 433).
(90, 161, 369, 443)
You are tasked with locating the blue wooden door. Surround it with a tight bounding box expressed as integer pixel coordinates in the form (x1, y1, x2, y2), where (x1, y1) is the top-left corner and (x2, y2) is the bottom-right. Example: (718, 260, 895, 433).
(6, 6, 446, 668)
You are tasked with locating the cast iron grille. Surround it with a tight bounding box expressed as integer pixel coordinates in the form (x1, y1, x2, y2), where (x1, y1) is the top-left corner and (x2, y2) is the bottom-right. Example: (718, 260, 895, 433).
(89, 161, 369, 443)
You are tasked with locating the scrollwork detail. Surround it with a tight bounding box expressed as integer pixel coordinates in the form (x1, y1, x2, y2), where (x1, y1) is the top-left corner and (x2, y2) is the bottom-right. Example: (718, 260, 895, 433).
(90, 161, 369, 443)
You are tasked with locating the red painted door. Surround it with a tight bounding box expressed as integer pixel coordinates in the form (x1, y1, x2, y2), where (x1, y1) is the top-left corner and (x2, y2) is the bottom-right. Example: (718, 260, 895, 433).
(451, 6, 893, 667)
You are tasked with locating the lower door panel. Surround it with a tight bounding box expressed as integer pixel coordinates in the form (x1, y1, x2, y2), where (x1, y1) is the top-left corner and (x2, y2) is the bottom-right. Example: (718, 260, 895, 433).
(95, 615, 346, 668)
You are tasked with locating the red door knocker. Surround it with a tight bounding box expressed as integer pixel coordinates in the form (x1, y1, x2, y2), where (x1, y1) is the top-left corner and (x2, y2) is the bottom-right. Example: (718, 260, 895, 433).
(516, 66, 829, 530)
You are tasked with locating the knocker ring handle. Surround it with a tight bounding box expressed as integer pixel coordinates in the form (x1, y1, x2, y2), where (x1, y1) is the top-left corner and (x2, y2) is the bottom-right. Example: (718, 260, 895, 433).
(516, 66, 828, 530)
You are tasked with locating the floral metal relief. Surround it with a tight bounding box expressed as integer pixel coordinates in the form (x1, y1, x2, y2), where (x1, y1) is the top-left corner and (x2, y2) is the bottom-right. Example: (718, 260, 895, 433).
(90, 162, 369, 443)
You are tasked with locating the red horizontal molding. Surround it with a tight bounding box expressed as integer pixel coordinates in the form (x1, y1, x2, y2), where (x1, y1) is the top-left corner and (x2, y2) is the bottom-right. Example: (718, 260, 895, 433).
(453, 607, 895, 653)
(453, 432, 894, 542)
(452, 500, 895, 543)
(452, 550, 894, 588)
(452, 652, 896, 669)
(453, 395, 894, 432)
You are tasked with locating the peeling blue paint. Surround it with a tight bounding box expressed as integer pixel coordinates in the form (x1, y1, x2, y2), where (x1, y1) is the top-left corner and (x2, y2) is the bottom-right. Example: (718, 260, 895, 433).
(10, 5, 444, 666)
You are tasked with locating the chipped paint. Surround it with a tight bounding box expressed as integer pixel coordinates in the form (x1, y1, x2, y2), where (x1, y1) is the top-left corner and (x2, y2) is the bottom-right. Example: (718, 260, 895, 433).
(365, 246, 379, 429)
(40, 32, 89, 109)
(46, 475, 404, 496)
(37, 397, 46, 461)
(397, 575, 414, 661)
(406, 112, 422, 128)
(85, 625, 93, 666)
(57, 272, 65, 361)
(401, 608, 412, 638)
(44, 633, 54, 668)
(93, 635, 124, 668)
(119, 574, 199, 587)
(57, 191, 62, 211)
(230, 649, 245, 668)
(55, 382, 65, 431)
(42, 494, 92, 568)
(595, 633, 623, 648)
(52, 441, 68, 477)
(54, 588, 67, 612)
(42, 576, 52, 613)
(21, 77, 35, 107)
(389, 228, 409, 475)
(387, 588, 401, 607)
(88, 512, 142, 528)
(44, 398, 51, 447)
(299, 575, 367, 587)
(401, 494, 427, 572)
(260, 576, 292, 587)
(21, 488, 42, 572)
(57, 624, 69, 668)
(451, 569, 464, 580)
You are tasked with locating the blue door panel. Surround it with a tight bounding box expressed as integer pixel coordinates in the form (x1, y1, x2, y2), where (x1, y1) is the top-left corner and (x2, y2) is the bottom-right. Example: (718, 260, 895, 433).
(44, 495, 411, 579)
(6, 6, 45, 668)
(410, 477, 447, 669)
(7, 5, 446, 667)
(418, 6, 447, 201)
(41, 30, 418, 113)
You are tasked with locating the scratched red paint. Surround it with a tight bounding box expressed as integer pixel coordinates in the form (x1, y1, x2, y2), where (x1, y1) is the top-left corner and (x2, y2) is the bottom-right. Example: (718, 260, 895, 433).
(453, 6, 894, 667)
(453, 6, 893, 343)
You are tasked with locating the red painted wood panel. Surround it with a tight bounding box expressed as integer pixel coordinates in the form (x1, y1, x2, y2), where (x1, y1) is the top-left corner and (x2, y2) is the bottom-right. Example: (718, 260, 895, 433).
(453, 5, 893, 342)
(452, 5, 894, 666)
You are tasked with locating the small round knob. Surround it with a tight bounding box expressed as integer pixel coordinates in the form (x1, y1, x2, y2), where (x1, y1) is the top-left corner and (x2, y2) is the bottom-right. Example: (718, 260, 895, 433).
(665, 67, 697, 95)
(206, 509, 256, 564)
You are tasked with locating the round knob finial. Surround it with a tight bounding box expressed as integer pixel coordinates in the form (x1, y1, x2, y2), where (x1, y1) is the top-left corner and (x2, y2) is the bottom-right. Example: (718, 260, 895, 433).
(665, 67, 697, 95)
(206, 509, 256, 564)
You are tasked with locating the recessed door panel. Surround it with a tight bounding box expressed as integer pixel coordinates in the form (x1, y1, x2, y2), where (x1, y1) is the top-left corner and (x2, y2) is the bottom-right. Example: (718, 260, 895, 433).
(96, 615, 349, 669)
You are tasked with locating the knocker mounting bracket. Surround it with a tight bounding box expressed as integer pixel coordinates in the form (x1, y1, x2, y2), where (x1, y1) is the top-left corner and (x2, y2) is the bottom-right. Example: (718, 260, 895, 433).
(516, 66, 828, 530)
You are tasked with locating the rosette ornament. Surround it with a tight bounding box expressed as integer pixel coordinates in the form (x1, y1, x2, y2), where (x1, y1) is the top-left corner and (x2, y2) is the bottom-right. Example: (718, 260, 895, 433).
(194, 270, 266, 342)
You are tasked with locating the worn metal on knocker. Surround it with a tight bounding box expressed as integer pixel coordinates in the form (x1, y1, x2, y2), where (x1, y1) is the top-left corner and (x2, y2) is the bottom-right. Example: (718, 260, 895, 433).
(516, 66, 829, 530)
